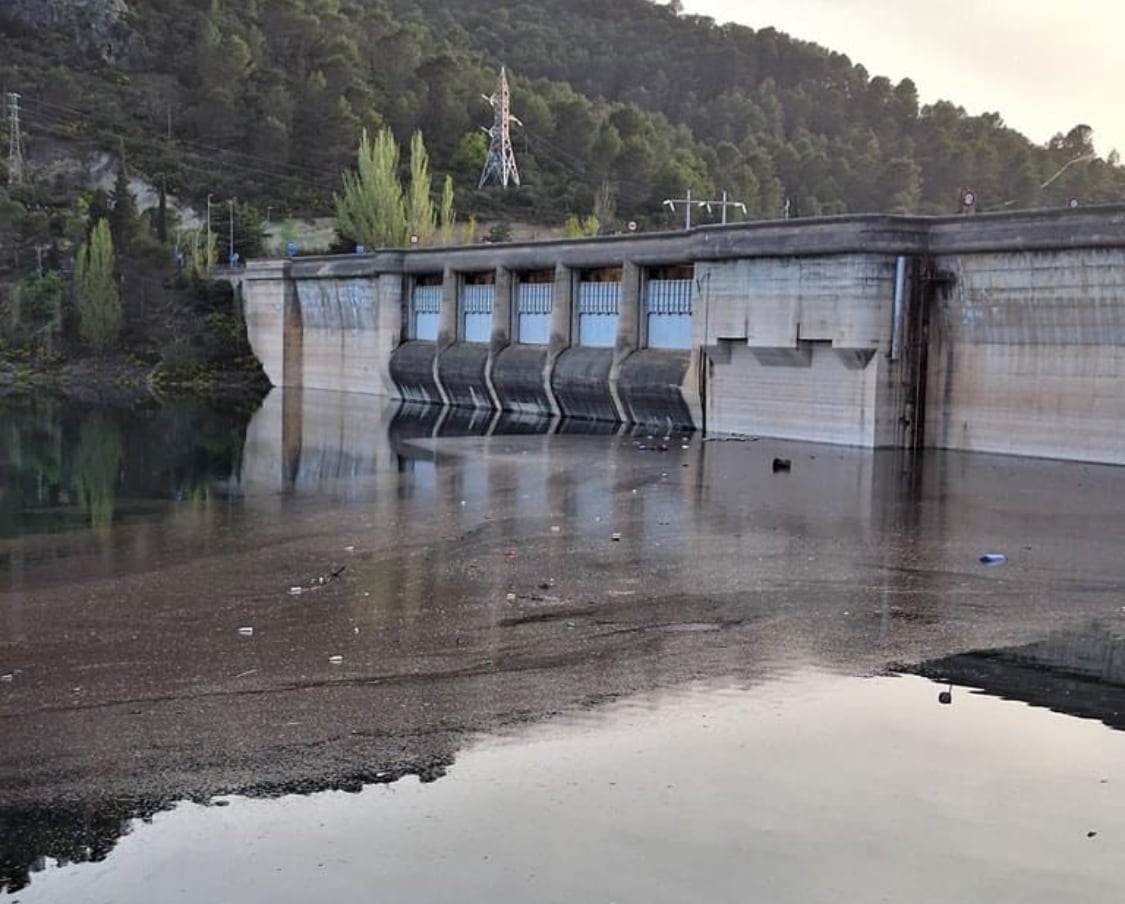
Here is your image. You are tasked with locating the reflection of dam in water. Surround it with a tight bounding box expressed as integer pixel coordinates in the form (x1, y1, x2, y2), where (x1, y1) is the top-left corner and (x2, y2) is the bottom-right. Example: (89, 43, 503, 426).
(237, 387, 1125, 607)
(239, 389, 630, 499)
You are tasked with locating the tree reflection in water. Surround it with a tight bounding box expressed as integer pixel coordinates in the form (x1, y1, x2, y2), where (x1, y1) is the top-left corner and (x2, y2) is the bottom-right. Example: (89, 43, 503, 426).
(76, 415, 123, 529)
(0, 397, 257, 538)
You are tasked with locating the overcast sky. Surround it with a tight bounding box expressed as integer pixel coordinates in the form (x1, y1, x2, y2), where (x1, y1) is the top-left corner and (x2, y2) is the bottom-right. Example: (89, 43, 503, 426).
(682, 0, 1123, 155)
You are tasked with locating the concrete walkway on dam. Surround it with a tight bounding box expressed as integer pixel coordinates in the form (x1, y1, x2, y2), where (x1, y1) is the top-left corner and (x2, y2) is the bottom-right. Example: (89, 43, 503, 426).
(242, 205, 1125, 464)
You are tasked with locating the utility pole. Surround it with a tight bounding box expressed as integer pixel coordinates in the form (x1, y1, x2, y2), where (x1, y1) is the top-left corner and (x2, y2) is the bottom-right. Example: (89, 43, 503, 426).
(6, 92, 25, 185)
(662, 188, 696, 229)
(478, 66, 522, 188)
(228, 198, 235, 266)
(698, 191, 749, 225)
(663, 190, 748, 229)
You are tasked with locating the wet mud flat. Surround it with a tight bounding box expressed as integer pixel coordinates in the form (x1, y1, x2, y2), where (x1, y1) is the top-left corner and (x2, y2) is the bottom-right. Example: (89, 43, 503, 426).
(3, 408, 1125, 900)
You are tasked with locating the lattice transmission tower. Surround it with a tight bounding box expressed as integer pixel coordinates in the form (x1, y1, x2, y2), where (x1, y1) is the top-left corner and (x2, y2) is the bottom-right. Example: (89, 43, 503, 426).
(6, 92, 25, 185)
(478, 66, 522, 189)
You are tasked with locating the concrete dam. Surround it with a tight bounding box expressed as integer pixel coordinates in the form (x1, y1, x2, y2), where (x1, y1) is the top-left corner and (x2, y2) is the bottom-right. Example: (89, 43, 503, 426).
(242, 205, 1125, 464)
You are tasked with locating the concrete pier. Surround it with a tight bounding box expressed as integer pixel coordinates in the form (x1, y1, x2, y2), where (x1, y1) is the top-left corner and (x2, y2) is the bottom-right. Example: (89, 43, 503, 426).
(241, 205, 1125, 463)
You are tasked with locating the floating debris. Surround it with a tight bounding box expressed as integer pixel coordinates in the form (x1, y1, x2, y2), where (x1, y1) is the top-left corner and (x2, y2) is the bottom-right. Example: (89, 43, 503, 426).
(611, 532, 622, 542)
(328, 655, 344, 665)
(288, 565, 348, 596)
(979, 553, 1008, 566)
(237, 626, 254, 637)
(772, 458, 792, 473)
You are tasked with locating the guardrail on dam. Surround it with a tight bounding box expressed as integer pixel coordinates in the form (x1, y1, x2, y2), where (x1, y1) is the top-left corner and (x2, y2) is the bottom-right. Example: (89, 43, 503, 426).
(242, 205, 1125, 464)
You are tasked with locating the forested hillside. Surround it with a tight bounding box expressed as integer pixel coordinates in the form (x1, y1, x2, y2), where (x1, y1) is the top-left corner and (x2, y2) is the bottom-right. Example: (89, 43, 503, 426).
(3, 0, 1124, 240)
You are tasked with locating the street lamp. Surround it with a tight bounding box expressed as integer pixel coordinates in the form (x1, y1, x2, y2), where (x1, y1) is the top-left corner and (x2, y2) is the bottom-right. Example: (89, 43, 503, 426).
(1040, 151, 1097, 190)
(997, 151, 1097, 211)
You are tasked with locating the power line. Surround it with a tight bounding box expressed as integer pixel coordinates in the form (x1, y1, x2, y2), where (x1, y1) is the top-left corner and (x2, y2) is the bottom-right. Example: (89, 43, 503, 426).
(21, 98, 342, 189)
(20, 107, 341, 198)
(27, 97, 324, 179)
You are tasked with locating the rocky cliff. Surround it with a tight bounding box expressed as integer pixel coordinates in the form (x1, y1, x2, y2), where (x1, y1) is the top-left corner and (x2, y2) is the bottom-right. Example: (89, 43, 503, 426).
(1, 0, 134, 55)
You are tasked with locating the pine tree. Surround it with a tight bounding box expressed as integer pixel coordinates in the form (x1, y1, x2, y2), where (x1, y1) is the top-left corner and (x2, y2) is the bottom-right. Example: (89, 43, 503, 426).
(109, 151, 139, 251)
(75, 219, 122, 353)
(156, 180, 168, 243)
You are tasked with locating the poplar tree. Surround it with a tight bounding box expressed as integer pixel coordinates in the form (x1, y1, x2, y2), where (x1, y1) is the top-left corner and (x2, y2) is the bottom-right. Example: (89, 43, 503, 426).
(438, 174, 457, 245)
(75, 218, 122, 352)
(406, 130, 436, 244)
(334, 127, 407, 249)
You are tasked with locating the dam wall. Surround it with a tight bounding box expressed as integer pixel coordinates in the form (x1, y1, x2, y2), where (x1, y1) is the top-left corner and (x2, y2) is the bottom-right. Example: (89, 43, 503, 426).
(241, 205, 1125, 462)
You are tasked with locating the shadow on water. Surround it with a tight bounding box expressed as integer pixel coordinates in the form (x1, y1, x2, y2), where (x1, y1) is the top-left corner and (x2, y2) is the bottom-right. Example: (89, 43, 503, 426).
(909, 622, 1125, 732)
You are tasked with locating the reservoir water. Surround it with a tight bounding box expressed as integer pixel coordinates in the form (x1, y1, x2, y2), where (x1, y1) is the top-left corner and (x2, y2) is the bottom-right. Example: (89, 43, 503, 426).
(2, 390, 1123, 902)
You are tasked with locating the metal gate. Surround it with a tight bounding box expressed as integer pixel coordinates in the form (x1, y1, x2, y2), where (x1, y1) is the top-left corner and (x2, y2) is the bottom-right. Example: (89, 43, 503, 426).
(645, 277, 693, 349)
(411, 284, 441, 341)
(461, 284, 494, 343)
(576, 279, 620, 348)
(516, 281, 553, 344)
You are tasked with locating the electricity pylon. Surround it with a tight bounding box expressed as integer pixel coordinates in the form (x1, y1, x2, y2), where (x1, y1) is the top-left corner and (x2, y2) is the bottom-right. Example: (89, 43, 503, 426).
(478, 66, 522, 189)
(6, 92, 25, 185)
